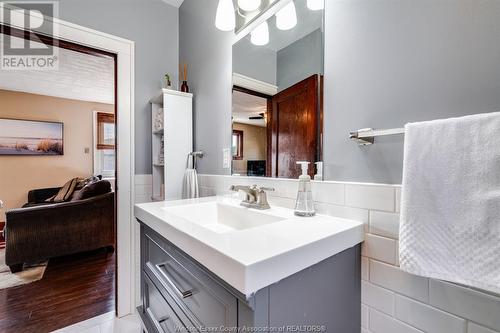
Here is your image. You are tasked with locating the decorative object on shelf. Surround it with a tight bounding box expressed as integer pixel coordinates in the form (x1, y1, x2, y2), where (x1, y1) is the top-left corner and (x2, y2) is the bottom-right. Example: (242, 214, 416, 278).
(153, 108, 164, 132)
(164, 73, 172, 89)
(180, 63, 189, 93)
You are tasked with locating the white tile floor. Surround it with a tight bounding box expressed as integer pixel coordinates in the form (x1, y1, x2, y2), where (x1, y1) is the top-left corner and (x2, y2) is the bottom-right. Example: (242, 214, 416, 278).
(51, 311, 143, 333)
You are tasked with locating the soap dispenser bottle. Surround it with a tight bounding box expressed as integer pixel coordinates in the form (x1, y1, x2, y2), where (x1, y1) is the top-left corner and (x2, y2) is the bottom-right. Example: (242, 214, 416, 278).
(294, 161, 316, 217)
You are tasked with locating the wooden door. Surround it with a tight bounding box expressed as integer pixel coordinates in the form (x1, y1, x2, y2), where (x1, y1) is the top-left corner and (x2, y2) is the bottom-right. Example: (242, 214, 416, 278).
(267, 74, 319, 178)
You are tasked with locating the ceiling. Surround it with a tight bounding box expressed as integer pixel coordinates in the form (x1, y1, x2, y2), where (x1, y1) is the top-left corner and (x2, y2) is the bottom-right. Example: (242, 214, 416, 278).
(162, 0, 185, 8)
(0, 36, 115, 104)
(232, 90, 267, 127)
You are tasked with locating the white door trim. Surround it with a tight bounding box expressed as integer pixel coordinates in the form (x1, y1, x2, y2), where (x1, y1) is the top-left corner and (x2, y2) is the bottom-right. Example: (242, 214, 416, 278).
(233, 73, 278, 95)
(1, 4, 136, 317)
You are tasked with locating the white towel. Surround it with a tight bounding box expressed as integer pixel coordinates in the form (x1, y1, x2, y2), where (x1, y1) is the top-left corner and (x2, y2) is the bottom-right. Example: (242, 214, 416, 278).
(399, 112, 500, 294)
(182, 169, 199, 199)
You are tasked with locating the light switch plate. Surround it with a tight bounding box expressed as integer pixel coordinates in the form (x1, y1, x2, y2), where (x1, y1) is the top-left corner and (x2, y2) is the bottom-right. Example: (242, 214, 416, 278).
(223, 148, 231, 169)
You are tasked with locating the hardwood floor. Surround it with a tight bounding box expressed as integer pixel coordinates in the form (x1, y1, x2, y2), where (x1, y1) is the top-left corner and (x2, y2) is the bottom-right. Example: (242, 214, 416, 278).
(0, 248, 115, 333)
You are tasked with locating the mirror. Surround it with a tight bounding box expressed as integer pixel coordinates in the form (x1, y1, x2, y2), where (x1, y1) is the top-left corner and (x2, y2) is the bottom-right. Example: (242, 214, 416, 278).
(232, 0, 324, 178)
(234, 0, 278, 34)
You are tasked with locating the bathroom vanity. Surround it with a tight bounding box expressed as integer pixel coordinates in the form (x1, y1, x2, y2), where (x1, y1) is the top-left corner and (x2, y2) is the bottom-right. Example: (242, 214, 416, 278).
(135, 197, 364, 333)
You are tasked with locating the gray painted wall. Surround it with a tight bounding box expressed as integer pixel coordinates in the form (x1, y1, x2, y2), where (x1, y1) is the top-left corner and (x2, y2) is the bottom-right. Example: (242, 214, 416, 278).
(57, 0, 179, 175)
(180, 0, 500, 184)
(233, 37, 277, 86)
(179, 0, 232, 175)
(323, 0, 500, 183)
(277, 29, 322, 91)
(233, 28, 322, 90)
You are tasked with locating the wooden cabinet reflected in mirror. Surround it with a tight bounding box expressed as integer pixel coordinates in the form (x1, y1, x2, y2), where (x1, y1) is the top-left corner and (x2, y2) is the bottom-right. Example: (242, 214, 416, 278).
(231, 0, 324, 178)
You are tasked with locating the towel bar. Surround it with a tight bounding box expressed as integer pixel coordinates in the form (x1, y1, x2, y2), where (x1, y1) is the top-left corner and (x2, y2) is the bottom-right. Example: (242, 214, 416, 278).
(187, 151, 204, 170)
(349, 128, 405, 146)
(189, 151, 204, 157)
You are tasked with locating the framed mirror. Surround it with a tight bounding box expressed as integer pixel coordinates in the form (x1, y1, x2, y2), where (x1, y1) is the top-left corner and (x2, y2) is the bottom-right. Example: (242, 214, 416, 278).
(232, 0, 325, 178)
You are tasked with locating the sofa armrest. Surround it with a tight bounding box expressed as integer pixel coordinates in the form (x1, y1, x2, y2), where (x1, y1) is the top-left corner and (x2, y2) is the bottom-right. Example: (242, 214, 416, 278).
(27, 187, 61, 204)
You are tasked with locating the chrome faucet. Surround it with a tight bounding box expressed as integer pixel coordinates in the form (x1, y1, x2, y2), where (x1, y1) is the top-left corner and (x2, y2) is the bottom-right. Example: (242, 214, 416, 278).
(229, 185, 275, 210)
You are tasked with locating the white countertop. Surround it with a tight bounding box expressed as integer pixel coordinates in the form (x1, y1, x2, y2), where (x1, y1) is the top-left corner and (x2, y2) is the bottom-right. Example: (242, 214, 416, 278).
(134, 196, 364, 298)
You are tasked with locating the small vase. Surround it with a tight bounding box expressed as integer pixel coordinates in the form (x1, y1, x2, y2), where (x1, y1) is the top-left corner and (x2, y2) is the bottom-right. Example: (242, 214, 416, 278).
(164, 79, 172, 90)
(181, 81, 189, 93)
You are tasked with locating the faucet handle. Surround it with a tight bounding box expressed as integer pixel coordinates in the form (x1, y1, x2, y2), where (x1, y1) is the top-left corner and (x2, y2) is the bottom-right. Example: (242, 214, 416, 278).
(255, 187, 273, 209)
(230, 185, 249, 191)
(258, 186, 275, 192)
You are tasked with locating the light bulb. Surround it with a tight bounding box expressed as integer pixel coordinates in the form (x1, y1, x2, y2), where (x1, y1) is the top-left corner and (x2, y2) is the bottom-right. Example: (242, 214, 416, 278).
(215, 0, 236, 31)
(250, 21, 269, 46)
(307, 0, 324, 10)
(238, 0, 261, 11)
(275, 1, 297, 30)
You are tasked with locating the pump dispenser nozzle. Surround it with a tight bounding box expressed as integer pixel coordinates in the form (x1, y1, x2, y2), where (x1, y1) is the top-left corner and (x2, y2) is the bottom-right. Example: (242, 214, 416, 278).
(294, 161, 315, 217)
(297, 161, 310, 178)
(314, 161, 323, 181)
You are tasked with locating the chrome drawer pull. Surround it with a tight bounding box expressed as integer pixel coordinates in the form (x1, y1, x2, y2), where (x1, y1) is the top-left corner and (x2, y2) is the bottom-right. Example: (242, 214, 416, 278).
(156, 263, 193, 299)
(147, 308, 171, 333)
(158, 316, 170, 323)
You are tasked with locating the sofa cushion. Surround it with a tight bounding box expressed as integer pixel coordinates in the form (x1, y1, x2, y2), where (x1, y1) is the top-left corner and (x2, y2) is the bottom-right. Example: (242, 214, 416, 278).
(71, 180, 111, 201)
(47, 178, 79, 203)
(75, 175, 102, 190)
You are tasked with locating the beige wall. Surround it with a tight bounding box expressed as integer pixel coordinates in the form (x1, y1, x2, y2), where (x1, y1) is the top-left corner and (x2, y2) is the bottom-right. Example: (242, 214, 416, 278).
(232, 122, 267, 175)
(0, 90, 113, 220)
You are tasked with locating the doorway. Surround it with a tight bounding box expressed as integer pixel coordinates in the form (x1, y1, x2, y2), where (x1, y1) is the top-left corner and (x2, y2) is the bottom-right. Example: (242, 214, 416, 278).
(0, 24, 119, 332)
(1, 6, 135, 319)
(232, 74, 322, 179)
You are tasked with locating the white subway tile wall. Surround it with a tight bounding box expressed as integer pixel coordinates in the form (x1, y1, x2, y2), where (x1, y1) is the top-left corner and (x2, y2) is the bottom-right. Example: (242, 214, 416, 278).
(134, 174, 153, 204)
(198, 174, 500, 333)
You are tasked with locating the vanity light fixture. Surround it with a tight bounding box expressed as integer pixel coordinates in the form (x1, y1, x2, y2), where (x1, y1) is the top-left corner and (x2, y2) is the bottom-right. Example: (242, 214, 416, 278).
(250, 21, 269, 45)
(238, 0, 261, 12)
(215, 0, 236, 31)
(306, 0, 324, 10)
(275, 1, 297, 30)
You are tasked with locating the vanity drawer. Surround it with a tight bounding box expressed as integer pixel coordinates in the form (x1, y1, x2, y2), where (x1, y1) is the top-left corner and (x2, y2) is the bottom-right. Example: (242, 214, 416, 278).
(143, 231, 238, 330)
(143, 273, 188, 333)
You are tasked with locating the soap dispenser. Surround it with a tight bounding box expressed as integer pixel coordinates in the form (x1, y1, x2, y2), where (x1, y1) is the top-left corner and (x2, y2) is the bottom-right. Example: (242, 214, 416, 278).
(314, 161, 323, 181)
(294, 161, 316, 217)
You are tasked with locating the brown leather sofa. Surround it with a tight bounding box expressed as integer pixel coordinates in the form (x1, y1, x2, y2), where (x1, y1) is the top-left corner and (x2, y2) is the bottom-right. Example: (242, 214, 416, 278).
(4, 185, 115, 273)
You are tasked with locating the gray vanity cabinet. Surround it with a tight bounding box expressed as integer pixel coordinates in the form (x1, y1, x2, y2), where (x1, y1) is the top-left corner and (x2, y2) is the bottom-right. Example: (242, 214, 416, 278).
(139, 223, 238, 333)
(138, 222, 361, 333)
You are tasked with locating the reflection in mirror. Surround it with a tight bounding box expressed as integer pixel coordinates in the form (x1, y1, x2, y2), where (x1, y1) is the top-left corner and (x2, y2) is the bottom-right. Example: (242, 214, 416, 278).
(234, 0, 278, 33)
(232, 0, 324, 179)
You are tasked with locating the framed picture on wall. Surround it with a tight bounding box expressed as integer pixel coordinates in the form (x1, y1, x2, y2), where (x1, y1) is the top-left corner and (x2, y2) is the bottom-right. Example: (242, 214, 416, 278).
(0, 118, 64, 156)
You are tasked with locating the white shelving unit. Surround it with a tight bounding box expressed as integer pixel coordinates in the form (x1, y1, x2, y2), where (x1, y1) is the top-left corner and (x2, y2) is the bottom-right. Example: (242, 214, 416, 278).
(150, 89, 193, 201)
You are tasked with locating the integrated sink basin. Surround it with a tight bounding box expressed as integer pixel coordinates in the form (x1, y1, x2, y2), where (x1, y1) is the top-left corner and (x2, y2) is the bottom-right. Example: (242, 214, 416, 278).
(135, 196, 364, 296)
(162, 201, 286, 233)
